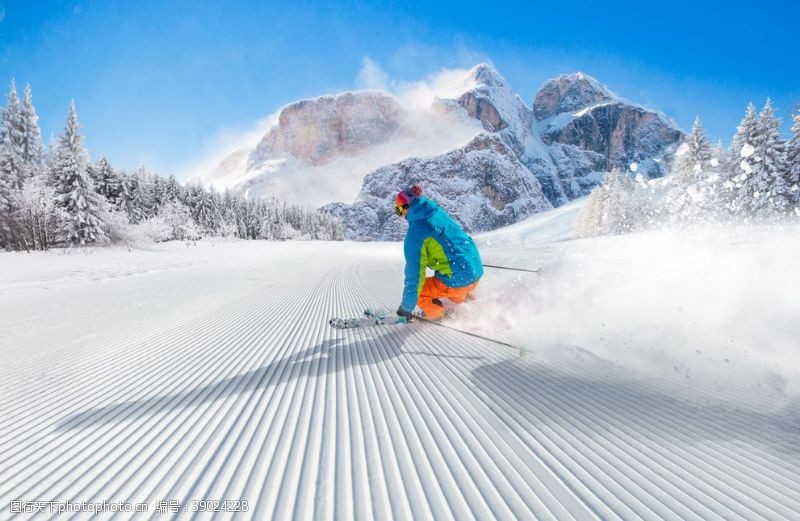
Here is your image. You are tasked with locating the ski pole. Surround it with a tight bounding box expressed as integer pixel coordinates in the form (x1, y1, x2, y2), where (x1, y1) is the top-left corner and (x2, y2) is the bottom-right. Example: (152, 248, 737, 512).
(413, 315, 523, 353)
(482, 263, 540, 274)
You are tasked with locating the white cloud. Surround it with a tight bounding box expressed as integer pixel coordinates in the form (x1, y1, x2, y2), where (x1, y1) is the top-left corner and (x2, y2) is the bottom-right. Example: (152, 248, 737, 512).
(356, 57, 389, 91)
(356, 56, 476, 110)
(178, 112, 278, 184)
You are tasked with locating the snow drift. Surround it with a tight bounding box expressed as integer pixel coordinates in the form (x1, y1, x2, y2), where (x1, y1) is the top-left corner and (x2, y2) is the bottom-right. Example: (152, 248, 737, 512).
(470, 220, 800, 413)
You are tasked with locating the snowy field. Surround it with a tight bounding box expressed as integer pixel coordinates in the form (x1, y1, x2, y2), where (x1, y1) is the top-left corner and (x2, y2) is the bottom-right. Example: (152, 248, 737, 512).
(2, 202, 800, 520)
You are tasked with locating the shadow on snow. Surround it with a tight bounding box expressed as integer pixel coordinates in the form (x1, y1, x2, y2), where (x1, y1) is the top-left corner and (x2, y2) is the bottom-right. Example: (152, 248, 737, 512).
(57, 324, 483, 431)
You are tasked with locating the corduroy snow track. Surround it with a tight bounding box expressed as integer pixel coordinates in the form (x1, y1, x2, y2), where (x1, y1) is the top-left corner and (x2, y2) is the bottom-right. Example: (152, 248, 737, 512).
(1, 234, 799, 520)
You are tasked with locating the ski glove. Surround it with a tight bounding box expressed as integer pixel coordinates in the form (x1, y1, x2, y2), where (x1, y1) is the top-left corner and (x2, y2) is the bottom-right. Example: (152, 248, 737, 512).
(396, 306, 415, 321)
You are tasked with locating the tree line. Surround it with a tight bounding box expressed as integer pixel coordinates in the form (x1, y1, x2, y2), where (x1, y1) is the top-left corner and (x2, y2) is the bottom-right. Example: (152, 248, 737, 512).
(0, 81, 343, 252)
(576, 99, 800, 237)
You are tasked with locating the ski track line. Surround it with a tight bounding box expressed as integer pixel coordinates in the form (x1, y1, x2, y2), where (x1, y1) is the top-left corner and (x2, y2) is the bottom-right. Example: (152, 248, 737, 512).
(0, 266, 288, 412)
(537, 345, 800, 489)
(2, 266, 324, 516)
(357, 267, 595, 520)
(0, 280, 300, 512)
(2, 254, 800, 520)
(0, 288, 266, 445)
(0, 286, 280, 478)
(536, 364, 800, 516)
(360, 266, 708, 517)
(475, 360, 760, 520)
(86, 272, 328, 516)
(468, 336, 800, 516)
(360, 266, 797, 517)
(361, 269, 703, 520)
(113, 270, 335, 519)
(0, 268, 312, 500)
(365, 321, 572, 520)
(0, 271, 229, 386)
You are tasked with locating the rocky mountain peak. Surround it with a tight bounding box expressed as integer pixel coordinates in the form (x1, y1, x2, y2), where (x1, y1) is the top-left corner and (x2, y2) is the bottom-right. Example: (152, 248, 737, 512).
(455, 63, 532, 147)
(465, 63, 508, 89)
(249, 91, 402, 167)
(533, 72, 616, 121)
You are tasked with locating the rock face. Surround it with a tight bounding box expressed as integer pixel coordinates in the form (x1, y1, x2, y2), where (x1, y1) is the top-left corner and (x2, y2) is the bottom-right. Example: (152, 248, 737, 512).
(533, 73, 615, 121)
(452, 65, 569, 206)
(540, 101, 682, 177)
(249, 92, 402, 167)
(532, 73, 681, 180)
(455, 65, 535, 157)
(323, 134, 553, 241)
(548, 143, 608, 199)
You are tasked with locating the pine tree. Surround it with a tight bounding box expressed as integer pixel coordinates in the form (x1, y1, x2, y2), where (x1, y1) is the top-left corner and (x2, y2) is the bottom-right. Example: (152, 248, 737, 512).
(89, 156, 123, 207)
(786, 109, 800, 207)
(49, 101, 107, 245)
(20, 84, 43, 178)
(575, 183, 607, 237)
(131, 166, 156, 219)
(163, 175, 181, 205)
(191, 182, 218, 234)
(117, 172, 145, 224)
(0, 80, 26, 198)
(151, 175, 165, 214)
(733, 99, 791, 217)
(672, 116, 712, 186)
(11, 177, 67, 251)
(43, 134, 58, 174)
(724, 104, 759, 214)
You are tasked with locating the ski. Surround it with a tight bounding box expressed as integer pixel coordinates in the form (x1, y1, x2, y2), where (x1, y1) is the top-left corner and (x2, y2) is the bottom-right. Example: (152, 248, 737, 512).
(331, 308, 525, 357)
(366, 308, 526, 357)
(329, 313, 408, 329)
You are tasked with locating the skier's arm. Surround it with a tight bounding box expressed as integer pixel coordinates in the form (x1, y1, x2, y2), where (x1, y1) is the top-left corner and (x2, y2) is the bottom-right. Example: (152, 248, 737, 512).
(400, 235, 427, 312)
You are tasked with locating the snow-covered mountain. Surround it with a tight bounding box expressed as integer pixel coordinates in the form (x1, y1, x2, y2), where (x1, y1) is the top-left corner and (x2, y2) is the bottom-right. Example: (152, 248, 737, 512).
(249, 92, 402, 167)
(197, 64, 683, 239)
(536, 74, 683, 179)
(324, 134, 553, 241)
(201, 90, 481, 208)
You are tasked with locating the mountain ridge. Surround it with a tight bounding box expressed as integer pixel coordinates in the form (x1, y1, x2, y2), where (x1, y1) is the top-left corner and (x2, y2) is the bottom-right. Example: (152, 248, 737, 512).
(198, 63, 684, 239)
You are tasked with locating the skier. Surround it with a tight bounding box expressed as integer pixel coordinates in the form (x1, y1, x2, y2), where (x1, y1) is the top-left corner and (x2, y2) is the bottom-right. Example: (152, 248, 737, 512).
(395, 184, 483, 321)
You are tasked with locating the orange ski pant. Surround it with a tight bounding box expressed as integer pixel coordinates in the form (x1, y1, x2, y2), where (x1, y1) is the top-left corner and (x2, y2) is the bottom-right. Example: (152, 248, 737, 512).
(417, 277, 480, 319)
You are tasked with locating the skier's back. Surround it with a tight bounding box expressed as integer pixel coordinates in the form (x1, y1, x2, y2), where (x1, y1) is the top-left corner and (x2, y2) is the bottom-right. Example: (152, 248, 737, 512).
(394, 184, 483, 320)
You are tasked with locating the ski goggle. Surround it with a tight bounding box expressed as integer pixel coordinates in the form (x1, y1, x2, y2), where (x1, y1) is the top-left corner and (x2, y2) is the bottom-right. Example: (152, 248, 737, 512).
(394, 202, 409, 216)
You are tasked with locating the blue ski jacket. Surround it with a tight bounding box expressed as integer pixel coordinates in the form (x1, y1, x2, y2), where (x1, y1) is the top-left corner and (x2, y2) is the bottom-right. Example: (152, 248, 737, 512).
(400, 196, 483, 311)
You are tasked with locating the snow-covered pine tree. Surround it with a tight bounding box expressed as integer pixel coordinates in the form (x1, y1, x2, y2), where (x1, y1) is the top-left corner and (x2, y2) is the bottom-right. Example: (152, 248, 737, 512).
(116, 172, 144, 224)
(218, 188, 239, 236)
(11, 177, 67, 251)
(574, 185, 606, 238)
(733, 99, 791, 217)
(42, 134, 58, 174)
(20, 84, 43, 179)
(163, 175, 181, 205)
(786, 109, 800, 209)
(132, 167, 157, 219)
(191, 182, 218, 235)
(0, 81, 27, 190)
(602, 170, 635, 234)
(49, 101, 107, 245)
(90, 156, 123, 207)
(672, 116, 713, 186)
(151, 175, 164, 215)
(667, 117, 717, 224)
(725, 103, 759, 216)
(209, 186, 223, 232)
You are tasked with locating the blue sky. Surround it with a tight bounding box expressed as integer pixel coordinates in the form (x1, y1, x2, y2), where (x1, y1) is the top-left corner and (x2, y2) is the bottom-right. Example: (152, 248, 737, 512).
(1, 0, 798, 178)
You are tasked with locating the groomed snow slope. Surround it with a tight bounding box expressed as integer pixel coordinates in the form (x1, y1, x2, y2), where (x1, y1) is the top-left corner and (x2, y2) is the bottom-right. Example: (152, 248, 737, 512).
(1, 216, 799, 519)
